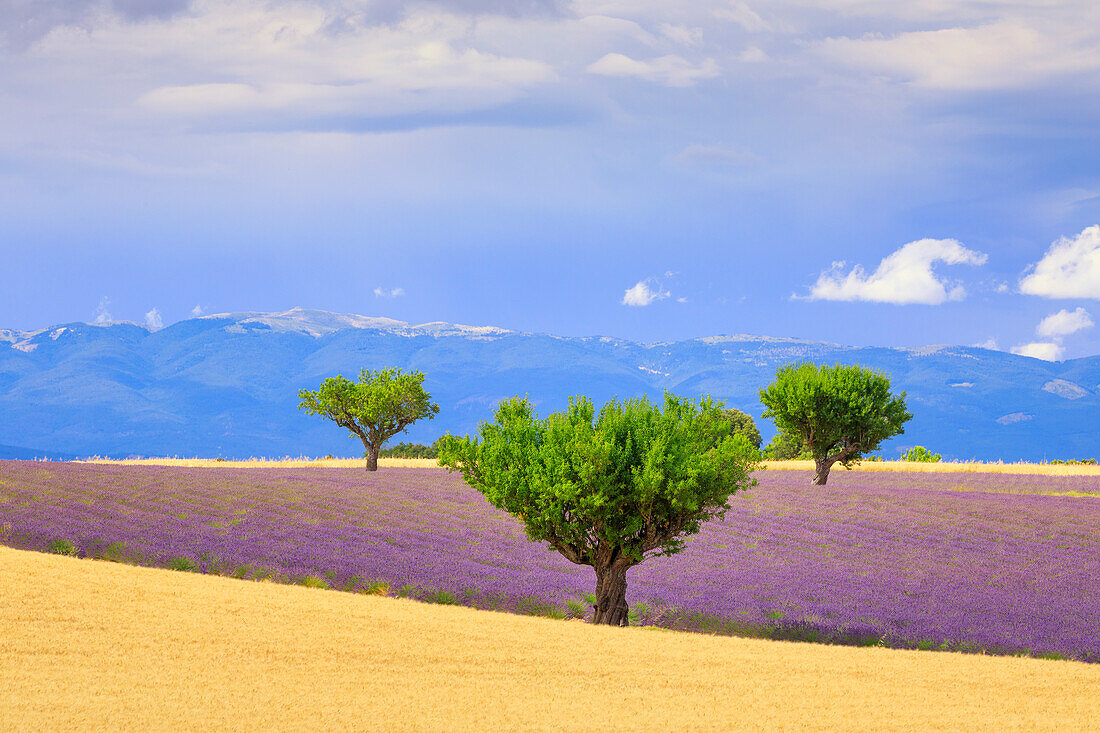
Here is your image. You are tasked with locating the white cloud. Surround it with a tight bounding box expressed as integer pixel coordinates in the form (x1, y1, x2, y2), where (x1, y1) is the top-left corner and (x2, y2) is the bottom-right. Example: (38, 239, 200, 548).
(713, 2, 771, 33)
(587, 53, 719, 87)
(803, 238, 988, 305)
(93, 296, 112, 325)
(673, 143, 756, 166)
(144, 307, 163, 331)
(1019, 225, 1100, 299)
(32, 1, 557, 129)
(373, 286, 405, 298)
(1011, 342, 1064, 361)
(817, 19, 1100, 90)
(622, 279, 670, 306)
(1011, 306, 1092, 361)
(973, 338, 999, 351)
(658, 23, 702, 46)
(738, 45, 768, 63)
(1036, 307, 1093, 338)
(191, 304, 205, 317)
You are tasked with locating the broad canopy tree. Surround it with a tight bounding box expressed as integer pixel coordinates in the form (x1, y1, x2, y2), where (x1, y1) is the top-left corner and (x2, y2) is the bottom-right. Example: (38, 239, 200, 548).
(759, 363, 911, 485)
(298, 368, 439, 471)
(438, 393, 758, 626)
(721, 408, 762, 451)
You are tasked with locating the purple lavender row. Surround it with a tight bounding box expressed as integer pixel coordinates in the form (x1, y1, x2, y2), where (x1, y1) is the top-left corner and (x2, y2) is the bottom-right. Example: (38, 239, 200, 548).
(0, 462, 1096, 660)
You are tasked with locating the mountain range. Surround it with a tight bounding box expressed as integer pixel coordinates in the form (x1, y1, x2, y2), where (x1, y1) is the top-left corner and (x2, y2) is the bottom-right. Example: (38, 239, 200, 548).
(1, 307, 1097, 461)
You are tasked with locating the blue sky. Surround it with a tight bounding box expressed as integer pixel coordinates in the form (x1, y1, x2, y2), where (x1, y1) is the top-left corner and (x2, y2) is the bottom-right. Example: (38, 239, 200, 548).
(2, 0, 1100, 358)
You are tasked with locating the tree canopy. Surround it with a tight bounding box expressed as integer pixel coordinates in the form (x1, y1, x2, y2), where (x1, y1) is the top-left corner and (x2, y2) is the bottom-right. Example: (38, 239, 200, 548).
(721, 408, 762, 450)
(298, 368, 439, 471)
(762, 428, 813, 461)
(759, 363, 911, 485)
(438, 393, 758, 626)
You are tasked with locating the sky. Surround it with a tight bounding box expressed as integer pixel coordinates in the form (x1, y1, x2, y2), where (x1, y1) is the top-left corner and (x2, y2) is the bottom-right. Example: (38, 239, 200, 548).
(2, 0, 1100, 359)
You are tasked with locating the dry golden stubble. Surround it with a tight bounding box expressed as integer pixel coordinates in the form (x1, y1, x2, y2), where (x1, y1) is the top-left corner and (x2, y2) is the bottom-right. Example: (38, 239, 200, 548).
(3, 546, 1099, 731)
(71, 457, 1100, 476)
(761, 459, 1100, 477)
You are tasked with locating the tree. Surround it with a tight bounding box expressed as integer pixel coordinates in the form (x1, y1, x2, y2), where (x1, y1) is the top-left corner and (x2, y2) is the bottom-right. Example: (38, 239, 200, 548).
(721, 408, 762, 450)
(762, 429, 813, 461)
(903, 445, 941, 463)
(438, 393, 758, 626)
(759, 363, 911, 485)
(298, 368, 439, 471)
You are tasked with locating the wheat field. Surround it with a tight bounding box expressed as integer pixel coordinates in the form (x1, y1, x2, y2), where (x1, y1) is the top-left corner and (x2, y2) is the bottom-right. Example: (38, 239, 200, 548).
(76, 455, 1100, 476)
(3, 546, 1098, 731)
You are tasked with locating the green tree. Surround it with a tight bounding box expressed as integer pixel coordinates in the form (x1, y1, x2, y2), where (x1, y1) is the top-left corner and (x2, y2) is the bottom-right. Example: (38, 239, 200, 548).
(762, 429, 813, 461)
(438, 393, 758, 626)
(759, 363, 911, 485)
(903, 446, 941, 463)
(721, 408, 762, 450)
(298, 368, 439, 471)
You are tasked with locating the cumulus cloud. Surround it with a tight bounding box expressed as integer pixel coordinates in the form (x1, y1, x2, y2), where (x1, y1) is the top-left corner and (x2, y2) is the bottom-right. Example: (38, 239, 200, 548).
(1011, 306, 1093, 361)
(373, 286, 405, 298)
(1019, 225, 1100, 299)
(803, 238, 988, 305)
(190, 304, 205, 317)
(1036, 307, 1094, 338)
(587, 53, 719, 86)
(93, 296, 112, 324)
(144, 307, 163, 330)
(1011, 342, 1064, 362)
(973, 338, 999, 350)
(622, 279, 670, 306)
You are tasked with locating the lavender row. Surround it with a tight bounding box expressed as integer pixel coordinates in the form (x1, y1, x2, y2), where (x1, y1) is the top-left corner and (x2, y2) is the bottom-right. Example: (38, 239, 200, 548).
(1, 462, 1097, 660)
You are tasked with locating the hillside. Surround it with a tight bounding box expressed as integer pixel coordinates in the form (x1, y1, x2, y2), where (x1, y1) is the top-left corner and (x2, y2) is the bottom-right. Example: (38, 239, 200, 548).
(1, 307, 1098, 460)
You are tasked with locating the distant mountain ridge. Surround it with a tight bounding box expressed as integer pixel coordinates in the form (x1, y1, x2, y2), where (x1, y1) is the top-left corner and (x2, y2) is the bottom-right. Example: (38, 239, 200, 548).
(1, 307, 1097, 461)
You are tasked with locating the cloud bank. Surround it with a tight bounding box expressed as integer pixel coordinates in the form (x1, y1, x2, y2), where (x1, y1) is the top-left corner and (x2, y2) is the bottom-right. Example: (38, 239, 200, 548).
(804, 239, 988, 305)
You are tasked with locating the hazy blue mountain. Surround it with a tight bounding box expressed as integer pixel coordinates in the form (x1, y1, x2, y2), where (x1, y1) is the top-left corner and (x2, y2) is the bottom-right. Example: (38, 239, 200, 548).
(1, 308, 1097, 461)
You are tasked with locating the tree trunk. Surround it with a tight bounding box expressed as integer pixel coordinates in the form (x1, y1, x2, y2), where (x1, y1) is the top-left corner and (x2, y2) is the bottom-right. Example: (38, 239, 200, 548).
(365, 444, 380, 472)
(813, 456, 833, 485)
(592, 561, 631, 626)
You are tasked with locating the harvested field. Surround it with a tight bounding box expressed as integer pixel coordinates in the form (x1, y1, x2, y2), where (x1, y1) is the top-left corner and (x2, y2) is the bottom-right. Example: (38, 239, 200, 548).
(76, 456, 1100, 476)
(3, 546, 1099, 731)
(2, 461, 1097, 660)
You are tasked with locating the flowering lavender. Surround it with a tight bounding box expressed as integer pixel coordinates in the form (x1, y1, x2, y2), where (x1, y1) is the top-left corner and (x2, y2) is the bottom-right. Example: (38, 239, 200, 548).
(1, 462, 1097, 661)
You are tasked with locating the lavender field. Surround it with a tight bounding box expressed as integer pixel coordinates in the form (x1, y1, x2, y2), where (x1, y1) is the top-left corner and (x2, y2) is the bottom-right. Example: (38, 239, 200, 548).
(1, 462, 1097, 661)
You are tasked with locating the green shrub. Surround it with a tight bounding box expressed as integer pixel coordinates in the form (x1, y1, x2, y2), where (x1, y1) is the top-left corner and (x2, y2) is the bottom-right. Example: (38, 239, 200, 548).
(379, 441, 438, 459)
(424, 589, 457, 605)
(48, 539, 79, 557)
(299, 575, 329, 589)
(566, 599, 588, 619)
(903, 446, 941, 463)
(361, 580, 390, 596)
(167, 556, 198, 572)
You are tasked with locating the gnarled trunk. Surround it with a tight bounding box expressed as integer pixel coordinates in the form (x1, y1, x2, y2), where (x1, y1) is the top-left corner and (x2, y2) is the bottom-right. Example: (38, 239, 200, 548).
(813, 457, 833, 485)
(592, 561, 631, 626)
(365, 444, 380, 472)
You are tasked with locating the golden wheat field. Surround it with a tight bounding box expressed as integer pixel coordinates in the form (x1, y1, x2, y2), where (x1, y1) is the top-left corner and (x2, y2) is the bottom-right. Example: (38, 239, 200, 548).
(3, 546, 1098, 731)
(78, 455, 1100, 476)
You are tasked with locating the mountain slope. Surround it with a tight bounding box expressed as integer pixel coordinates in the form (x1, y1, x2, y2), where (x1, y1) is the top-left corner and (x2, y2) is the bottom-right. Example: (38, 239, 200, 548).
(1, 308, 1097, 460)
